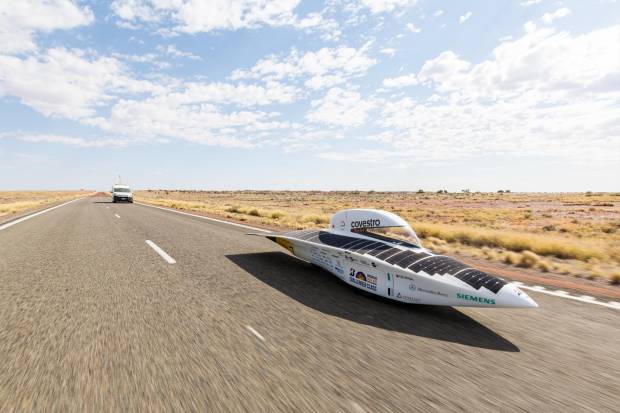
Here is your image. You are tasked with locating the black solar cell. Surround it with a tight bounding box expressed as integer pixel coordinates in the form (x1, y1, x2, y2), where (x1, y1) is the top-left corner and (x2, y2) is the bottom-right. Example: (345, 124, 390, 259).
(473, 275, 493, 290)
(385, 250, 410, 264)
(298, 230, 321, 240)
(366, 244, 392, 256)
(395, 252, 429, 268)
(317, 233, 353, 247)
(348, 240, 377, 252)
(375, 248, 401, 260)
(408, 257, 432, 273)
(355, 241, 385, 254)
(483, 277, 507, 294)
(344, 239, 371, 250)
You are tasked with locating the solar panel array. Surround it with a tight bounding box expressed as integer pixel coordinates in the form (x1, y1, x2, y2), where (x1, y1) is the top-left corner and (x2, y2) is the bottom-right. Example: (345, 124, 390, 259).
(279, 230, 507, 294)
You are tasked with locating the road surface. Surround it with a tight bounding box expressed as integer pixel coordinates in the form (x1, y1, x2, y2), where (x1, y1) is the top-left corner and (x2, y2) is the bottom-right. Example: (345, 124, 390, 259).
(0, 197, 618, 412)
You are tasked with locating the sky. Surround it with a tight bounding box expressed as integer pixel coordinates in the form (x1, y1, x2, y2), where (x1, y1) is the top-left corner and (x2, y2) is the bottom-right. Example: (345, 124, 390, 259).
(0, 0, 618, 192)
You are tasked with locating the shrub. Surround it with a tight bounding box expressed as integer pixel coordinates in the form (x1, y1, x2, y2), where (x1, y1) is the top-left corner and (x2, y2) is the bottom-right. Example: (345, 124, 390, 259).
(270, 211, 285, 220)
(610, 274, 620, 285)
(414, 222, 602, 261)
(247, 209, 261, 217)
(517, 250, 540, 268)
(503, 252, 521, 265)
(225, 205, 241, 213)
(304, 215, 329, 225)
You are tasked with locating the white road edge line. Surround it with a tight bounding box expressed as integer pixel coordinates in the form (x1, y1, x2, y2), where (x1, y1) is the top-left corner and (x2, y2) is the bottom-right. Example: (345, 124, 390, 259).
(0, 197, 85, 232)
(246, 325, 265, 342)
(516, 284, 620, 310)
(114, 213, 121, 219)
(135, 202, 271, 233)
(145, 240, 176, 264)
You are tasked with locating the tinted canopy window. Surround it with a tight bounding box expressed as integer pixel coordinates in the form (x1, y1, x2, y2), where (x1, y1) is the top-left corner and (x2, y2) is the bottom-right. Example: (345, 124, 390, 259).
(114, 188, 130, 193)
(352, 226, 422, 248)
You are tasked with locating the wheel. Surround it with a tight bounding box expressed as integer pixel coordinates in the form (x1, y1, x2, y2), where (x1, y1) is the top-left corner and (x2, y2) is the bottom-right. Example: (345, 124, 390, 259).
(112, 198, 116, 203)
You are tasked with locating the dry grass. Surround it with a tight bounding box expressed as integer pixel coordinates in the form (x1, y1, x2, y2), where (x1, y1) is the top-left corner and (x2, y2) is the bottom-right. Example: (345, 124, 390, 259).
(135, 190, 620, 284)
(0, 191, 91, 218)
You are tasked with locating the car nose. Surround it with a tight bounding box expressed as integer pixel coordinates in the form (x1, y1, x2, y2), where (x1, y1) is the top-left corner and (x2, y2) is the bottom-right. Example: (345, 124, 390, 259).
(496, 283, 538, 308)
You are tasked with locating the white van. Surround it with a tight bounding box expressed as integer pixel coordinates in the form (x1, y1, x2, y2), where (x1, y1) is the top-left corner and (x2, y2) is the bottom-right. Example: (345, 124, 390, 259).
(112, 184, 133, 203)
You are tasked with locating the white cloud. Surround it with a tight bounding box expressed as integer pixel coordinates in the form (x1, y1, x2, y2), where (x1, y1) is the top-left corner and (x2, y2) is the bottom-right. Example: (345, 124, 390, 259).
(165, 81, 298, 107)
(459, 11, 472, 24)
(307, 87, 374, 127)
(406, 23, 421, 33)
(304, 74, 346, 90)
(110, 0, 339, 38)
(359, 0, 418, 14)
(433, 10, 444, 17)
(380, 48, 396, 57)
(542, 8, 571, 24)
(2, 132, 137, 148)
(364, 24, 620, 164)
(230, 45, 376, 89)
(0, 48, 125, 119)
(91, 92, 294, 148)
(417, 51, 470, 90)
(0, 0, 94, 54)
(111, 0, 300, 32)
(82, 78, 302, 148)
(521, 0, 542, 6)
(382, 73, 418, 88)
(157, 45, 202, 60)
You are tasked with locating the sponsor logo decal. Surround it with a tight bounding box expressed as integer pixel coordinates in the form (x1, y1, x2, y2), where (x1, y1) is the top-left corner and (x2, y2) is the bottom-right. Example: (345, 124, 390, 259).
(409, 283, 417, 291)
(456, 293, 496, 305)
(395, 273, 415, 281)
(396, 292, 418, 301)
(418, 288, 448, 297)
(334, 260, 344, 275)
(340, 220, 346, 229)
(349, 268, 377, 291)
(350, 219, 381, 229)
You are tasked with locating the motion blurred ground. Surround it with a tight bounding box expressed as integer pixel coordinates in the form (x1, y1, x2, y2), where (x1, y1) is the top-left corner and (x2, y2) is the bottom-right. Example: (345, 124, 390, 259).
(135, 190, 620, 286)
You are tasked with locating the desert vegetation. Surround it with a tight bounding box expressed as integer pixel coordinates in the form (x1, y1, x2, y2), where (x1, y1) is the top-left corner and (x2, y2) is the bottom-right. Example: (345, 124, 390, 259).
(0, 191, 91, 221)
(135, 190, 620, 285)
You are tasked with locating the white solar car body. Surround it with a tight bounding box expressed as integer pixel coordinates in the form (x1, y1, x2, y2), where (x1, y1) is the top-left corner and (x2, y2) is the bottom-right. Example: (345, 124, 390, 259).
(252, 209, 537, 308)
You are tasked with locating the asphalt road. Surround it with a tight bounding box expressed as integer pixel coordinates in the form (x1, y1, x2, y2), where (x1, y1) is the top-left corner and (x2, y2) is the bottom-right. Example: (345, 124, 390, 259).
(0, 197, 618, 412)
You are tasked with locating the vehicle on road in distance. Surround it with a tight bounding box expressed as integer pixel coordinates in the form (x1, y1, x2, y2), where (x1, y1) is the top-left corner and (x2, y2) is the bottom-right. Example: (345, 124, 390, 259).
(111, 184, 133, 203)
(251, 209, 538, 308)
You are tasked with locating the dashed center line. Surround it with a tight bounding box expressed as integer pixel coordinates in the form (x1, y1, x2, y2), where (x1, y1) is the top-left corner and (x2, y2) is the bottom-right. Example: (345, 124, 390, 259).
(246, 325, 265, 342)
(145, 240, 176, 264)
(114, 213, 121, 219)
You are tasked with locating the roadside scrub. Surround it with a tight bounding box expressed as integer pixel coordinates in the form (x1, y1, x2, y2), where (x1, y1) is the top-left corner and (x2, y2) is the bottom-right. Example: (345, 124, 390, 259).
(0, 191, 91, 219)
